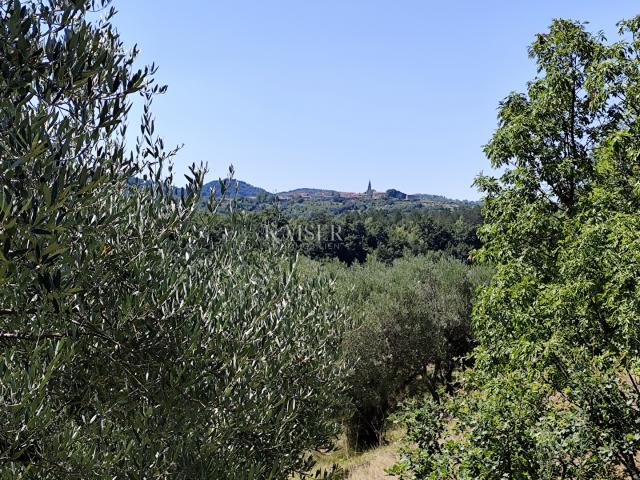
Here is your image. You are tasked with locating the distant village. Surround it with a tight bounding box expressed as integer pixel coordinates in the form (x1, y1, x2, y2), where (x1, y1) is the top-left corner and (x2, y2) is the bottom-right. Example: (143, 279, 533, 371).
(276, 181, 423, 201)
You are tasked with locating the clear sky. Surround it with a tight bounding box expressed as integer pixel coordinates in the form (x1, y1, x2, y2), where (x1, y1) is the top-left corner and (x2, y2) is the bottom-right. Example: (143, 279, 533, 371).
(113, 1, 639, 200)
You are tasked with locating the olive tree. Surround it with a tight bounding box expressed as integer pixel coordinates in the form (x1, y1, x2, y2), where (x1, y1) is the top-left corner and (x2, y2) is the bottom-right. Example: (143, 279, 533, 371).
(317, 255, 490, 451)
(0, 1, 347, 478)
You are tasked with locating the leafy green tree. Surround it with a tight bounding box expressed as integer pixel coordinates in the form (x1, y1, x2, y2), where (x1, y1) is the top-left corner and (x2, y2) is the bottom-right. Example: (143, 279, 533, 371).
(0, 1, 347, 478)
(401, 17, 640, 479)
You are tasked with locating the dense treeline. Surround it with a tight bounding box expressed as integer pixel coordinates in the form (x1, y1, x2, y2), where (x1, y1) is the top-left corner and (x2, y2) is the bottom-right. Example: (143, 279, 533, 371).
(293, 207, 481, 265)
(213, 205, 482, 266)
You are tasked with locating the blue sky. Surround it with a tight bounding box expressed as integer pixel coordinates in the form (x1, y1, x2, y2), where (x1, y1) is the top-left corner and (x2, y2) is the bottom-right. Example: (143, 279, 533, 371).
(114, 1, 639, 200)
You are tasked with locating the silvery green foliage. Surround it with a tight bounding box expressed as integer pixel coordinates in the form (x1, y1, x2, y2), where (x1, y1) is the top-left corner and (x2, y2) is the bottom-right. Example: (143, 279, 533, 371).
(0, 1, 346, 478)
(314, 255, 491, 451)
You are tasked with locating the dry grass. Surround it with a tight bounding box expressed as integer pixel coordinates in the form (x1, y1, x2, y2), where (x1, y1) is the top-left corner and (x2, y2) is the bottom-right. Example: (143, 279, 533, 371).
(297, 426, 405, 480)
(341, 445, 400, 480)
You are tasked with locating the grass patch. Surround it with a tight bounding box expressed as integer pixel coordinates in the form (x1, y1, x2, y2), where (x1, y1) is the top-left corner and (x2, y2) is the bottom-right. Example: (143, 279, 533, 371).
(296, 425, 405, 479)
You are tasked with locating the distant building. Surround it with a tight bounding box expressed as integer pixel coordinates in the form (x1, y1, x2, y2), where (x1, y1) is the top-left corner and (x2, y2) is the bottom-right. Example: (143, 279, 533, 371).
(366, 180, 373, 200)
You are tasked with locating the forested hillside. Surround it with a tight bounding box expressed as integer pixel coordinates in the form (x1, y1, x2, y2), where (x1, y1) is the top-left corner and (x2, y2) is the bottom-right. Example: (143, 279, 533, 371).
(202, 179, 268, 198)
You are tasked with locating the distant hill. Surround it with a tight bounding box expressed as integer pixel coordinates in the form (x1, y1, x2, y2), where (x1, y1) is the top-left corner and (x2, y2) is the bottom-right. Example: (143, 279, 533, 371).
(201, 180, 477, 205)
(201, 179, 267, 198)
(130, 176, 476, 206)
